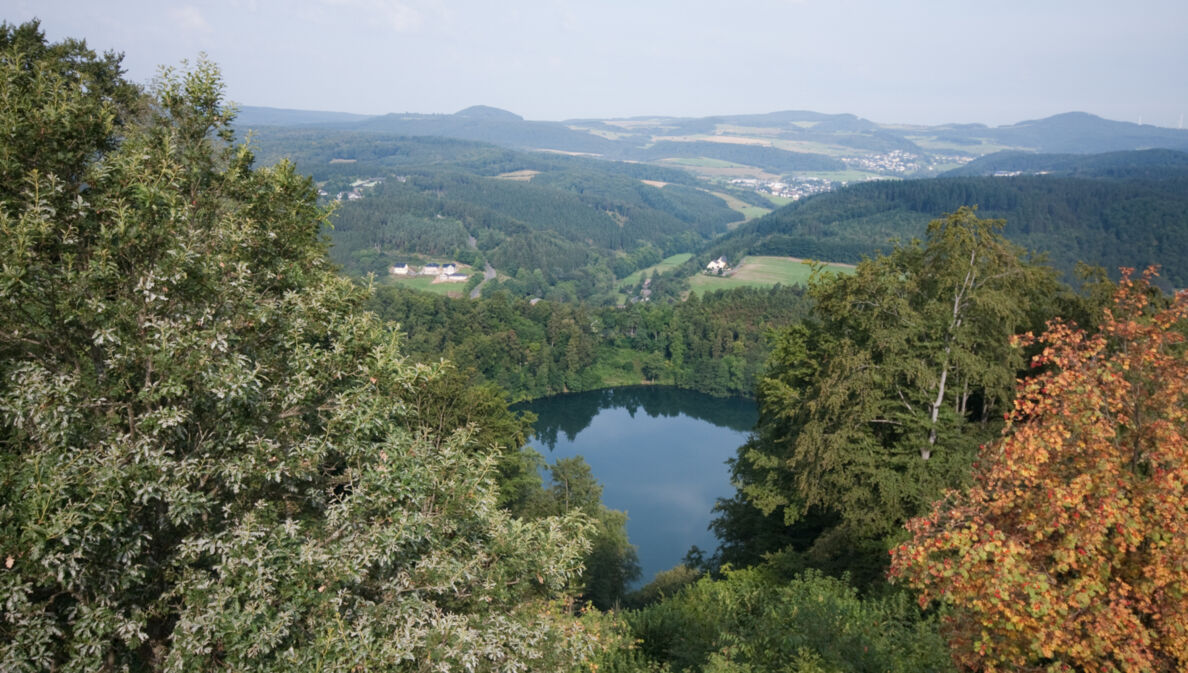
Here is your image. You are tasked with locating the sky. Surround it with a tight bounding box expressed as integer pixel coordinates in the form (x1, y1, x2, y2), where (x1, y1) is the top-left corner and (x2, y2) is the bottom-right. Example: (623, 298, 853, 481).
(9, 0, 1188, 128)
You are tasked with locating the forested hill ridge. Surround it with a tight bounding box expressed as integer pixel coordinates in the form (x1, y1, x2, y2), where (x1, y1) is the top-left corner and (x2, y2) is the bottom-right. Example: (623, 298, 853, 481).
(696, 161, 1188, 288)
(943, 147, 1188, 177)
(248, 131, 769, 302)
(238, 104, 1188, 178)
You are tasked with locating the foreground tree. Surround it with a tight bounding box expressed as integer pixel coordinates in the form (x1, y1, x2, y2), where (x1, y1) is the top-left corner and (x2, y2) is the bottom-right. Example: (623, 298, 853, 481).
(717, 209, 1060, 578)
(0, 24, 606, 671)
(890, 270, 1188, 672)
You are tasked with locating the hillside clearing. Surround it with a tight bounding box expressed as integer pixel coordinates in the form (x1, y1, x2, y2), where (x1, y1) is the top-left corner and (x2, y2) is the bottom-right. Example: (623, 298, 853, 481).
(690, 255, 854, 294)
(495, 169, 541, 181)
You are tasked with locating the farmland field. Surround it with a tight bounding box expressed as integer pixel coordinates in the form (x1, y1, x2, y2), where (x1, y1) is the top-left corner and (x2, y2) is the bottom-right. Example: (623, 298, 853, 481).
(381, 275, 470, 297)
(619, 253, 693, 288)
(689, 255, 853, 295)
(706, 190, 771, 225)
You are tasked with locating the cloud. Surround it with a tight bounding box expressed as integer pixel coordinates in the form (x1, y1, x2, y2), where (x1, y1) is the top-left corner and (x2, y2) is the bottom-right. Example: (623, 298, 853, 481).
(170, 6, 212, 33)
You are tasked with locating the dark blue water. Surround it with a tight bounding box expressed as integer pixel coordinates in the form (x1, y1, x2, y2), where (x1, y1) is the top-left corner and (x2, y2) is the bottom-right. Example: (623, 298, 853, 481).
(518, 387, 757, 585)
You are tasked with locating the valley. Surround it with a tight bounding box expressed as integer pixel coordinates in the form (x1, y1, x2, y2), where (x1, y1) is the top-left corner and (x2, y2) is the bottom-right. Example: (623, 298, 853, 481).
(9, 14, 1188, 670)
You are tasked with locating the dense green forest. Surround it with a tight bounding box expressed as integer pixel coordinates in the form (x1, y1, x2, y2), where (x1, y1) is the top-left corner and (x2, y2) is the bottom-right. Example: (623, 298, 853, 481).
(942, 147, 1188, 178)
(698, 171, 1188, 287)
(5, 21, 1188, 673)
(367, 284, 813, 401)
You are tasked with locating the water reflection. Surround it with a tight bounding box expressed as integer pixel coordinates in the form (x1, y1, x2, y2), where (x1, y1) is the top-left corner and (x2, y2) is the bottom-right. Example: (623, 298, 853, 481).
(522, 385, 756, 449)
(518, 386, 757, 585)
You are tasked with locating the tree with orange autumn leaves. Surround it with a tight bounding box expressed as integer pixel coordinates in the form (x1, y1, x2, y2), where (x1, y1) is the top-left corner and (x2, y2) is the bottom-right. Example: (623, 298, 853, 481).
(890, 269, 1188, 672)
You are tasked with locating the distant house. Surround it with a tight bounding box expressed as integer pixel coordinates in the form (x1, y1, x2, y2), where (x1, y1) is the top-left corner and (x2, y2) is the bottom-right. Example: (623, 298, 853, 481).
(706, 256, 728, 272)
(444, 273, 468, 282)
(421, 264, 442, 276)
(442, 263, 457, 275)
(390, 264, 411, 276)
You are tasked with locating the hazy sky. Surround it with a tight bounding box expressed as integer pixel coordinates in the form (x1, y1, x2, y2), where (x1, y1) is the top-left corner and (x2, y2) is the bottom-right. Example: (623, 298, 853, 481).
(9, 0, 1188, 127)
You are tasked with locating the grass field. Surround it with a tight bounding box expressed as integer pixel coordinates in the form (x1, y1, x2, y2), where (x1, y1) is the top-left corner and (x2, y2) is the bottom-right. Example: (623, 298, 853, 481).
(494, 169, 540, 181)
(381, 275, 470, 297)
(689, 255, 854, 295)
(706, 190, 771, 225)
(619, 253, 693, 288)
(662, 157, 751, 169)
(762, 194, 795, 208)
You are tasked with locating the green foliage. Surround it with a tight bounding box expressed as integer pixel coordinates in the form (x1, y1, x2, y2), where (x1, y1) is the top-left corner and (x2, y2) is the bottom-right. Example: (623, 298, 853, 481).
(0, 20, 140, 210)
(626, 569, 953, 673)
(705, 173, 1188, 287)
(367, 285, 813, 401)
(624, 565, 702, 610)
(716, 209, 1065, 581)
(515, 457, 642, 611)
(0, 28, 607, 671)
(892, 272, 1188, 672)
(248, 128, 743, 302)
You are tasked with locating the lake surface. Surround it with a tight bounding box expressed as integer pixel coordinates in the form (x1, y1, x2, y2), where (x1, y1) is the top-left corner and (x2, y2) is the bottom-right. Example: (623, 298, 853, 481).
(518, 386, 757, 585)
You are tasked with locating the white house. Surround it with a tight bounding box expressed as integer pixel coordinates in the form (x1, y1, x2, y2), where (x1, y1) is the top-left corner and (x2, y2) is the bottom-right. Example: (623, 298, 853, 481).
(442, 263, 457, 275)
(421, 264, 442, 276)
(706, 256, 728, 272)
(389, 264, 411, 276)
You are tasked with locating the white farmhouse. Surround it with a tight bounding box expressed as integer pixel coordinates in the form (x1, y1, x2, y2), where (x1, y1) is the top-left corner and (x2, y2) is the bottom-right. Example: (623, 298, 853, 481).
(706, 256, 728, 272)
(389, 264, 411, 276)
(421, 264, 442, 276)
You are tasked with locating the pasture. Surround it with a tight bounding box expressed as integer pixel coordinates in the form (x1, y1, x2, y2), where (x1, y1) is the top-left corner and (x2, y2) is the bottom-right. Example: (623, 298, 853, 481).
(689, 255, 854, 295)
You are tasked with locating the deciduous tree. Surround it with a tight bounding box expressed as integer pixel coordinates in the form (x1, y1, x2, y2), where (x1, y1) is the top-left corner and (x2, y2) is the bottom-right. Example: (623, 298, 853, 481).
(0, 25, 606, 672)
(890, 270, 1188, 672)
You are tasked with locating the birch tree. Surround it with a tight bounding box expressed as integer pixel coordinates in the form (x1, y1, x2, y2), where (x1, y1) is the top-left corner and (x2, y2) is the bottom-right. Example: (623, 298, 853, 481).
(734, 208, 1059, 546)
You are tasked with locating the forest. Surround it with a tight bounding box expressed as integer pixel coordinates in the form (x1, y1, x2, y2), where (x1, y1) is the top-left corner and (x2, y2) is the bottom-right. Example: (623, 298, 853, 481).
(248, 128, 765, 301)
(699, 170, 1188, 288)
(3, 21, 1187, 673)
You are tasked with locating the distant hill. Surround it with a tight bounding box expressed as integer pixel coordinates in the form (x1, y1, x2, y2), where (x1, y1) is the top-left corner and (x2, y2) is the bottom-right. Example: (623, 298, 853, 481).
(353, 112, 623, 155)
(234, 105, 374, 127)
(239, 106, 1188, 181)
(945, 112, 1188, 154)
(454, 105, 524, 121)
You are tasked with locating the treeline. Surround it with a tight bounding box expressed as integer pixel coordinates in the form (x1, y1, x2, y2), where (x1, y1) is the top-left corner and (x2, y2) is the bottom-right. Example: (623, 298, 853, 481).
(943, 147, 1188, 178)
(701, 173, 1188, 287)
(367, 284, 813, 401)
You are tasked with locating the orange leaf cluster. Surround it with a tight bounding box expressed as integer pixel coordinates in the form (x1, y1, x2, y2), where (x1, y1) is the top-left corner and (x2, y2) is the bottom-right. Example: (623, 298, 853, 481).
(889, 269, 1188, 672)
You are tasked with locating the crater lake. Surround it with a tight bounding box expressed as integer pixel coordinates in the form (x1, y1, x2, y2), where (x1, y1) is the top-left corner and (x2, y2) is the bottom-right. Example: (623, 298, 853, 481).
(517, 386, 757, 585)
